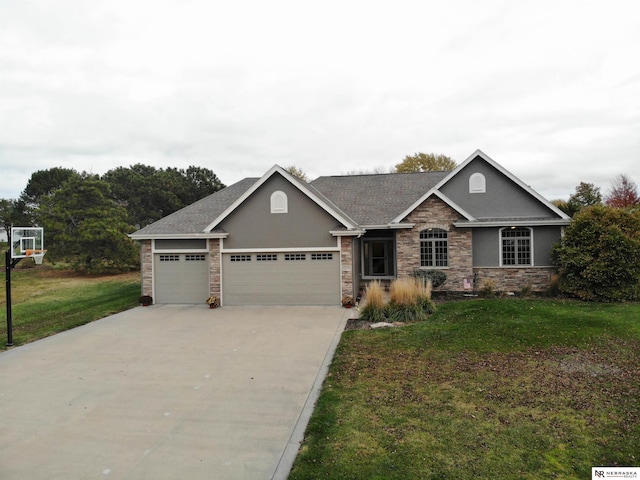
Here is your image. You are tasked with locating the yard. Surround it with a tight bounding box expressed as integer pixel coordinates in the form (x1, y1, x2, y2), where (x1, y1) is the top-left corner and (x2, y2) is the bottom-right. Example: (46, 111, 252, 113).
(0, 264, 140, 348)
(289, 299, 640, 480)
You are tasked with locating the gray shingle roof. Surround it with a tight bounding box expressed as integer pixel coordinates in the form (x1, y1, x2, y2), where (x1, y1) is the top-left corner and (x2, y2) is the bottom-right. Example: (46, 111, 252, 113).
(309, 171, 450, 225)
(132, 177, 257, 236)
(132, 171, 453, 237)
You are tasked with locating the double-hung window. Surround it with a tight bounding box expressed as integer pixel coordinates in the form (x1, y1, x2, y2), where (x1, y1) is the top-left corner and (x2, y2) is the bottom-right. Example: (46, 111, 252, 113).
(501, 227, 532, 266)
(420, 228, 448, 267)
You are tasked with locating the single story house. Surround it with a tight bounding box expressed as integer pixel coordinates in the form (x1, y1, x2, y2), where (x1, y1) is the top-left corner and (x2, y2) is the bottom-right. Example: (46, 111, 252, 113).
(130, 150, 571, 305)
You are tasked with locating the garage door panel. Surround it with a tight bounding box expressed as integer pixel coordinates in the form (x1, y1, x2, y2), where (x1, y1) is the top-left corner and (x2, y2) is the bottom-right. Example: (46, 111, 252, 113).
(154, 254, 210, 304)
(223, 252, 339, 306)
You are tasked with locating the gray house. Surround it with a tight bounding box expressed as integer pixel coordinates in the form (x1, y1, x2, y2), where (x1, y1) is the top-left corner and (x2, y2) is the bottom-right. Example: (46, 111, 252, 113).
(130, 150, 571, 305)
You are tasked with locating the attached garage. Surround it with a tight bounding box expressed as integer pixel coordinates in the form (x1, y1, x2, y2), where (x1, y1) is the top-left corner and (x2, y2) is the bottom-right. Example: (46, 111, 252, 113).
(154, 253, 210, 304)
(222, 251, 340, 306)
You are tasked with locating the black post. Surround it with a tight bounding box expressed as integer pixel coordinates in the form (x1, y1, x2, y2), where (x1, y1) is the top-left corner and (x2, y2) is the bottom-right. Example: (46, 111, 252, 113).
(5, 247, 13, 346)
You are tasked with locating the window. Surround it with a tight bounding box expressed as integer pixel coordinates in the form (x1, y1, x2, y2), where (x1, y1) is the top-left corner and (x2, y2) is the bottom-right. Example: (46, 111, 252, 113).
(501, 227, 532, 266)
(270, 191, 288, 213)
(284, 253, 306, 261)
(469, 173, 486, 193)
(420, 228, 448, 267)
(230, 254, 251, 262)
(256, 254, 278, 261)
(159, 254, 180, 262)
(311, 253, 333, 261)
(185, 254, 206, 261)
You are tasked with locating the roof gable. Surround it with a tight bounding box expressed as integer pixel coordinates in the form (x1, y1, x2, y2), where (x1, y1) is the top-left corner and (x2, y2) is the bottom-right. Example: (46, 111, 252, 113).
(204, 165, 358, 232)
(393, 149, 570, 224)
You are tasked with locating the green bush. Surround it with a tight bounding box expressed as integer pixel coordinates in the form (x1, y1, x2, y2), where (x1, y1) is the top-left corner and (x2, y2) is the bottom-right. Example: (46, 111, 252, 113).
(552, 205, 640, 301)
(411, 269, 447, 288)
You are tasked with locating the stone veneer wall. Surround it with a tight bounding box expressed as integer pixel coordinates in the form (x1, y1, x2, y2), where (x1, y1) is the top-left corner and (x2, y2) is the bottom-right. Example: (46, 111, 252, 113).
(209, 239, 221, 300)
(396, 197, 473, 292)
(340, 236, 354, 299)
(141, 239, 153, 297)
(473, 267, 555, 293)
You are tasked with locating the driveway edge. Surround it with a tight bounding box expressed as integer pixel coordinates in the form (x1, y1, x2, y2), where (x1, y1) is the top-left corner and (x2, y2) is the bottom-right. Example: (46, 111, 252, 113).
(271, 309, 350, 480)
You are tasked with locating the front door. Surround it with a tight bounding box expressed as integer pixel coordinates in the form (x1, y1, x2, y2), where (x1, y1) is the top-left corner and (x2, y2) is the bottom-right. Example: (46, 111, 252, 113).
(362, 237, 395, 278)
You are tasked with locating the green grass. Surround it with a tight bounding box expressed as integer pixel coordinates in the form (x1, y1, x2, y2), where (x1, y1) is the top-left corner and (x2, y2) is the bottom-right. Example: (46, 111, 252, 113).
(289, 299, 640, 479)
(0, 266, 140, 348)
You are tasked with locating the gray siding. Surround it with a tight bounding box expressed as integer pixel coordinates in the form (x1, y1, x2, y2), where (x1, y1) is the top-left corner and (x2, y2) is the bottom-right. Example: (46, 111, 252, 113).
(441, 157, 555, 219)
(472, 229, 499, 267)
(472, 226, 563, 267)
(155, 239, 207, 250)
(219, 174, 339, 249)
(533, 226, 563, 266)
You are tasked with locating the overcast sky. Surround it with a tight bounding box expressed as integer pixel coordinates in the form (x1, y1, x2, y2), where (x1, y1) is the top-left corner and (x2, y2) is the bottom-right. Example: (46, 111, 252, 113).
(1, 0, 639, 202)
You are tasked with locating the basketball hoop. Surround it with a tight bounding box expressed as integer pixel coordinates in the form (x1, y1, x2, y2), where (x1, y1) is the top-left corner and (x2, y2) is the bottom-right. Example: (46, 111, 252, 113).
(26, 249, 47, 265)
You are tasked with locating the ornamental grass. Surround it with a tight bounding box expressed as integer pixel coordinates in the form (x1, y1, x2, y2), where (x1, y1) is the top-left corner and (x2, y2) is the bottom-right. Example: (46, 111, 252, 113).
(359, 281, 388, 322)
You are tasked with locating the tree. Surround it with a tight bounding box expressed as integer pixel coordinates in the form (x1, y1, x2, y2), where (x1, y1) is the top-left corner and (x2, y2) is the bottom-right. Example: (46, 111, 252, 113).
(103, 165, 181, 227)
(605, 174, 640, 208)
(102, 164, 225, 227)
(395, 153, 457, 173)
(285, 166, 310, 182)
(566, 182, 602, 217)
(552, 205, 640, 301)
(42, 175, 139, 273)
(21, 167, 79, 207)
(551, 199, 571, 216)
(0, 198, 32, 235)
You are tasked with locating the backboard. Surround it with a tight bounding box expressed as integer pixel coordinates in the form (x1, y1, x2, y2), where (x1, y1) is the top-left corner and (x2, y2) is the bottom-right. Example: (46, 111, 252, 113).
(11, 227, 44, 259)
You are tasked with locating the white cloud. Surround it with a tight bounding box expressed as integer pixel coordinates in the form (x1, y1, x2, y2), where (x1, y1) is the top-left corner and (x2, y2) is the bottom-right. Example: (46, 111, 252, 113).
(1, 0, 639, 201)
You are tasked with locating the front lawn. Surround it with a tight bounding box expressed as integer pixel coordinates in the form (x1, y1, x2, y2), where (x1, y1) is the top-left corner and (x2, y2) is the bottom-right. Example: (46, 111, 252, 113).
(0, 266, 140, 348)
(289, 299, 640, 479)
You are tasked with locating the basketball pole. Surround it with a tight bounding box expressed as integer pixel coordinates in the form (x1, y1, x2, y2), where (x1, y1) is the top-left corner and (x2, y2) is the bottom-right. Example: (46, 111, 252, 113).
(5, 228, 22, 347)
(5, 246, 13, 346)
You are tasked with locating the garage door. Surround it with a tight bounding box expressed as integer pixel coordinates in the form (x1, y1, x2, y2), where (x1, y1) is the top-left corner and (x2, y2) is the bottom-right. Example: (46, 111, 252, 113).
(222, 252, 340, 306)
(154, 253, 210, 304)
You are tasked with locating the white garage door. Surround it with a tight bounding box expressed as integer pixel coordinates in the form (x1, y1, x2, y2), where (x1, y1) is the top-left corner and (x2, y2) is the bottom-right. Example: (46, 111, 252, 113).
(154, 253, 210, 304)
(222, 252, 340, 306)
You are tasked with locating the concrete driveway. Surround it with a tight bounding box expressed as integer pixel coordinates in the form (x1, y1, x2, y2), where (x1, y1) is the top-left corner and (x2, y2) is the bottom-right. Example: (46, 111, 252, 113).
(0, 305, 350, 480)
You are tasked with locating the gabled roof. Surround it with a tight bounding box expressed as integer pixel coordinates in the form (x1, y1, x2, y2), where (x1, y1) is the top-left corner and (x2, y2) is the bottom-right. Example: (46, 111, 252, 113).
(391, 149, 570, 225)
(203, 165, 359, 232)
(131, 149, 570, 239)
(309, 170, 450, 226)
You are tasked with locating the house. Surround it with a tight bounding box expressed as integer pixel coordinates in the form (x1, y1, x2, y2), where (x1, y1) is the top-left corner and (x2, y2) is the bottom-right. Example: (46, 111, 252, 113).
(130, 150, 571, 305)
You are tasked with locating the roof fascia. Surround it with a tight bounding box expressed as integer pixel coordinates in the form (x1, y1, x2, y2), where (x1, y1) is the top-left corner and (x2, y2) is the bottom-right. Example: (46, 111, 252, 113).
(129, 232, 229, 240)
(453, 219, 571, 228)
(360, 224, 415, 230)
(203, 165, 359, 232)
(330, 229, 366, 237)
(440, 149, 571, 220)
(391, 189, 476, 224)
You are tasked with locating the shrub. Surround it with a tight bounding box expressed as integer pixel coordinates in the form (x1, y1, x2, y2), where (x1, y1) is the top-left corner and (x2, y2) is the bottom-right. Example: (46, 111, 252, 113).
(548, 273, 561, 297)
(411, 269, 447, 288)
(519, 283, 533, 298)
(480, 279, 496, 298)
(552, 205, 640, 301)
(387, 277, 434, 322)
(359, 281, 388, 322)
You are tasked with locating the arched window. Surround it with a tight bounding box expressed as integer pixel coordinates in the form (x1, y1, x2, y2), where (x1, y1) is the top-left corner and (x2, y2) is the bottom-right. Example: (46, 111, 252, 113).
(469, 173, 486, 193)
(270, 191, 288, 213)
(420, 228, 448, 267)
(500, 227, 533, 266)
